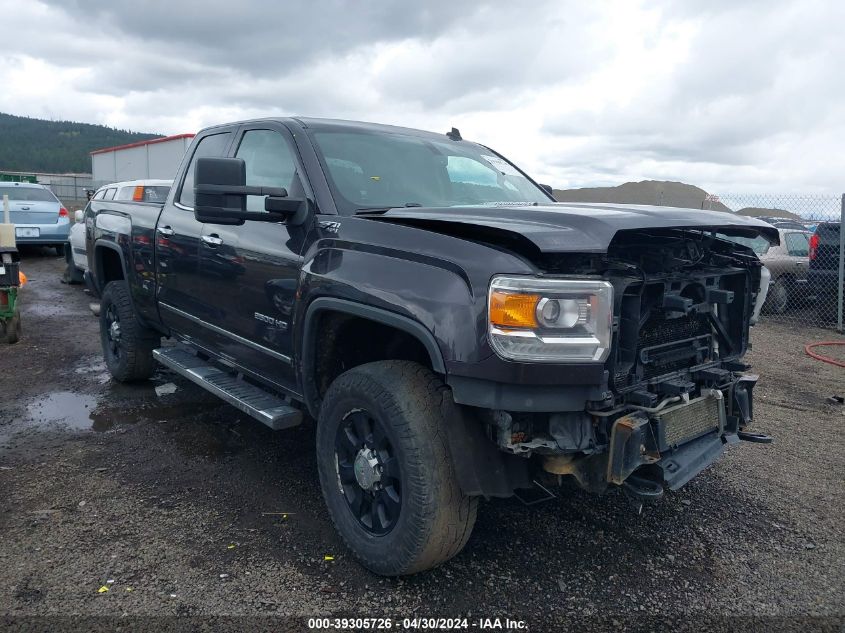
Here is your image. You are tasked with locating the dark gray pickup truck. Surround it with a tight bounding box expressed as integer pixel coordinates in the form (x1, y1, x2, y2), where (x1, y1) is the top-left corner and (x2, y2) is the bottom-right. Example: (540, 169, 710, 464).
(85, 117, 777, 575)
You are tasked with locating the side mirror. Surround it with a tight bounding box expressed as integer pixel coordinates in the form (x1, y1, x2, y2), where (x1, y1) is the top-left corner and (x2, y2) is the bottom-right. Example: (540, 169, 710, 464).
(74, 209, 84, 223)
(193, 157, 305, 225)
(539, 183, 554, 197)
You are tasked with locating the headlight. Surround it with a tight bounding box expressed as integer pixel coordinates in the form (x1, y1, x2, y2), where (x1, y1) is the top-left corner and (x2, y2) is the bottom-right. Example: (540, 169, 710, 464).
(488, 276, 613, 362)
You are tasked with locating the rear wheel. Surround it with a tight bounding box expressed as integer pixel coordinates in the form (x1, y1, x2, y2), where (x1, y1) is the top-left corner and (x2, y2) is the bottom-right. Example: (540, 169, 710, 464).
(100, 280, 159, 381)
(62, 243, 85, 284)
(316, 360, 477, 576)
(54, 243, 65, 257)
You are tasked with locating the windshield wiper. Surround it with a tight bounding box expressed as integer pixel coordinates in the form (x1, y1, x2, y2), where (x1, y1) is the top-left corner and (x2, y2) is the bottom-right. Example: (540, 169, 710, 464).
(355, 202, 423, 215)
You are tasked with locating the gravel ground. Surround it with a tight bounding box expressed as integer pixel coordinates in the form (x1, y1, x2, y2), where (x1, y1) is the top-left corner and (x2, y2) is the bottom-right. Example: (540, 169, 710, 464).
(1, 251, 843, 632)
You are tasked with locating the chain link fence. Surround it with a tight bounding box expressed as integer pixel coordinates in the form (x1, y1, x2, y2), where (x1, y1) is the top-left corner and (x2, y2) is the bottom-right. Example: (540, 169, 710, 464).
(707, 193, 844, 332)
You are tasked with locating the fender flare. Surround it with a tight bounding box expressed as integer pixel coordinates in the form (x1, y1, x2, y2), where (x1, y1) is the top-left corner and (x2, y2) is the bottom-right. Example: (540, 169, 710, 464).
(93, 240, 154, 330)
(92, 239, 129, 294)
(300, 297, 445, 417)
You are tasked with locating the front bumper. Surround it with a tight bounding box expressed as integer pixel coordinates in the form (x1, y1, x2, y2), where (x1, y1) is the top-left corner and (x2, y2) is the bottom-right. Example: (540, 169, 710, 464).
(11, 219, 70, 245)
(494, 374, 761, 495)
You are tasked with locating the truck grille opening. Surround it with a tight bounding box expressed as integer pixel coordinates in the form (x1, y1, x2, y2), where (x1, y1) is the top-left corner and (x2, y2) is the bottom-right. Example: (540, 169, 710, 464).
(613, 311, 713, 390)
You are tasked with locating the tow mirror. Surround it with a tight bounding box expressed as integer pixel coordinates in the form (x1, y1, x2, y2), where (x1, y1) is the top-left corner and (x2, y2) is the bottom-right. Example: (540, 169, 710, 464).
(193, 157, 305, 225)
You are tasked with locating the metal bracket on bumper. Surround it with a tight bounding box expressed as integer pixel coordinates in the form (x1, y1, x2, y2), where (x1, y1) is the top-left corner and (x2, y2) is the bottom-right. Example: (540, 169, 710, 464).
(606, 413, 660, 485)
(605, 391, 732, 491)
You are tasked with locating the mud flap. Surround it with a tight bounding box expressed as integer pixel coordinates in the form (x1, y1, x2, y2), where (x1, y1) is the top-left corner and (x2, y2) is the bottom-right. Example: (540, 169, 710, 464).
(440, 394, 531, 498)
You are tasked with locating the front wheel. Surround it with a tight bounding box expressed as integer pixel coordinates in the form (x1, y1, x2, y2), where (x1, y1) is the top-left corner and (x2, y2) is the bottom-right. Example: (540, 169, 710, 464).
(100, 280, 159, 381)
(316, 361, 477, 576)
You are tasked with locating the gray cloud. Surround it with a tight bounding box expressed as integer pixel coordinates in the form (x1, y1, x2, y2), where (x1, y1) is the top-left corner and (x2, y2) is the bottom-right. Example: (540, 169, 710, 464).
(0, 0, 841, 193)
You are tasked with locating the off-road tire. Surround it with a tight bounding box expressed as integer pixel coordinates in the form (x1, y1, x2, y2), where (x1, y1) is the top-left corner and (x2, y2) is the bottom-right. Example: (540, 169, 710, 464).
(100, 280, 159, 381)
(316, 360, 478, 576)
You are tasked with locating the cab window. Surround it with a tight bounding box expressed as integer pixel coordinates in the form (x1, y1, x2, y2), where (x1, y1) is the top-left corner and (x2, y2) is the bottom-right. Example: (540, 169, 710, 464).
(234, 130, 299, 212)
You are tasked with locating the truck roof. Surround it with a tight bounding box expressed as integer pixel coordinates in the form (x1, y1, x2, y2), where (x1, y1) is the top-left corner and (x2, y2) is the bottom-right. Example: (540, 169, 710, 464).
(201, 117, 465, 142)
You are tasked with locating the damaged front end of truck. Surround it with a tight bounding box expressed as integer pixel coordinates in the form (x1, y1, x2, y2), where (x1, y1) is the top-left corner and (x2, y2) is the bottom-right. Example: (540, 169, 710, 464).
(481, 225, 774, 504)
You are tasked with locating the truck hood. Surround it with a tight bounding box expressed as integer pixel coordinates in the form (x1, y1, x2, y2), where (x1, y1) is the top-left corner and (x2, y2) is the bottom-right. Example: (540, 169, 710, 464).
(367, 202, 779, 253)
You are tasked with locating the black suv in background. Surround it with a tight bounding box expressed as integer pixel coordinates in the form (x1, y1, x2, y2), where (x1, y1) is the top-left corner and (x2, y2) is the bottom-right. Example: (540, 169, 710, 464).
(84, 117, 777, 575)
(808, 222, 843, 323)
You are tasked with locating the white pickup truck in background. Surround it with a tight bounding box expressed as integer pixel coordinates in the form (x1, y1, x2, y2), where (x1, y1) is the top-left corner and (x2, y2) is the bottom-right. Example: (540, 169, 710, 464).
(64, 179, 171, 284)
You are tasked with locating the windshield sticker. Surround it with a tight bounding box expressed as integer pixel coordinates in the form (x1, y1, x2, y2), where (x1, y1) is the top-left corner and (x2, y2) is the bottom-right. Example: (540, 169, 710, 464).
(480, 154, 521, 177)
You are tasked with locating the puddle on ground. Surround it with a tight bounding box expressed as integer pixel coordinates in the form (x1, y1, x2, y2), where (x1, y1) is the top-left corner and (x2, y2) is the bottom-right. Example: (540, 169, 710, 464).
(27, 392, 100, 430)
(3, 385, 246, 460)
(19, 389, 225, 435)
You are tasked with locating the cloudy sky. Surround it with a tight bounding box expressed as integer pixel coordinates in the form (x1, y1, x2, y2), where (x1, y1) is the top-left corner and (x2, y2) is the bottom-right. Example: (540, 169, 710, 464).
(0, 0, 841, 194)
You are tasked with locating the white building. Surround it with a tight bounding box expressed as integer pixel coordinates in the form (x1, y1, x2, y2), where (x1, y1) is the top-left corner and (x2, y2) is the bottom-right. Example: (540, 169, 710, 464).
(90, 134, 195, 185)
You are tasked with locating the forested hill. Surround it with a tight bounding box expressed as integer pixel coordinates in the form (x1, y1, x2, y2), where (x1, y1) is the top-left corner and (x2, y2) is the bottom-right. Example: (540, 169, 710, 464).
(0, 112, 160, 174)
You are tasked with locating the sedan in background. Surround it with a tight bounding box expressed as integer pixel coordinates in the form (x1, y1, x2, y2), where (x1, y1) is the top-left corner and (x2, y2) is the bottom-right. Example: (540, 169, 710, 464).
(1, 182, 70, 255)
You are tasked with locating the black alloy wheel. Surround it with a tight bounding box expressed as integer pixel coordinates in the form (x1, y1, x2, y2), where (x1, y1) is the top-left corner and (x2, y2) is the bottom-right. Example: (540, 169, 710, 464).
(334, 408, 402, 535)
(103, 301, 122, 363)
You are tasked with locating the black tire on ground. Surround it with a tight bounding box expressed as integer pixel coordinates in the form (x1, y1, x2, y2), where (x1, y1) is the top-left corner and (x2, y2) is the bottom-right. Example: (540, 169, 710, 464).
(100, 280, 159, 381)
(62, 243, 85, 284)
(763, 277, 790, 314)
(54, 243, 65, 257)
(316, 360, 478, 576)
(3, 309, 21, 344)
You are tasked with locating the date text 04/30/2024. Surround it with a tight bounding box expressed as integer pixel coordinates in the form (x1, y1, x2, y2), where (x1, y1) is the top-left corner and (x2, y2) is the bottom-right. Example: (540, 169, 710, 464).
(306, 617, 528, 630)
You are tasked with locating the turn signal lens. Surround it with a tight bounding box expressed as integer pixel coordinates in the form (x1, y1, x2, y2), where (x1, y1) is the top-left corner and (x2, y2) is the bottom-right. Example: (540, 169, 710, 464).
(489, 291, 540, 328)
(132, 186, 145, 201)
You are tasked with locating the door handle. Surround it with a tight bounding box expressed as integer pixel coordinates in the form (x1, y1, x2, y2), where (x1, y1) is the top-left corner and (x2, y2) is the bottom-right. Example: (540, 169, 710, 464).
(157, 226, 174, 236)
(201, 234, 223, 246)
